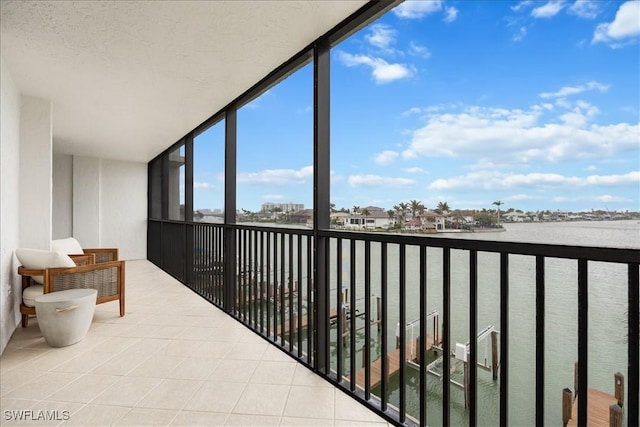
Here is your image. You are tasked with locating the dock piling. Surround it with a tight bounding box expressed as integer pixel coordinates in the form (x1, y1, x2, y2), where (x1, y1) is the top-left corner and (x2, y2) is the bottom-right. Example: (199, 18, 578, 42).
(614, 372, 624, 407)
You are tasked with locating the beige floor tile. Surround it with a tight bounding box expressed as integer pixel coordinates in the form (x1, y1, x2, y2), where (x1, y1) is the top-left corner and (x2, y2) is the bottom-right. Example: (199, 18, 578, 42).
(128, 354, 185, 378)
(280, 416, 334, 426)
(91, 376, 162, 407)
(125, 338, 170, 355)
(225, 413, 280, 426)
(4, 372, 82, 400)
(47, 374, 119, 403)
(59, 404, 130, 426)
(334, 390, 387, 423)
(20, 401, 85, 426)
(249, 360, 296, 385)
(225, 342, 268, 361)
(262, 344, 297, 362)
(292, 365, 333, 388)
(50, 351, 116, 374)
(136, 378, 203, 410)
(89, 350, 149, 376)
(283, 385, 335, 419)
(161, 339, 204, 357)
(168, 356, 221, 380)
(232, 383, 290, 416)
(113, 407, 178, 426)
(209, 359, 258, 383)
(0, 370, 46, 397)
(169, 410, 228, 426)
(183, 381, 245, 413)
(0, 349, 46, 373)
(87, 336, 140, 354)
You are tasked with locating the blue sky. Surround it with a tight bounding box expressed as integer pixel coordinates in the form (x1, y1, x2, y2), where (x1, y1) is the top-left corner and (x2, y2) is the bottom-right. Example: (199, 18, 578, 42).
(194, 0, 639, 213)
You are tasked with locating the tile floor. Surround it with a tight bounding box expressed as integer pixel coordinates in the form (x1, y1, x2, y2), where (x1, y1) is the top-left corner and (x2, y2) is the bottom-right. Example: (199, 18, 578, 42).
(1, 260, 390, 426)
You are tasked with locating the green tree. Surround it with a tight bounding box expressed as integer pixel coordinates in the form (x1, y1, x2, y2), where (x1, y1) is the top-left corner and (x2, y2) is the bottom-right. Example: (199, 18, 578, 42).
(436, 201, 450, 214)
(361, 208, 370, 228)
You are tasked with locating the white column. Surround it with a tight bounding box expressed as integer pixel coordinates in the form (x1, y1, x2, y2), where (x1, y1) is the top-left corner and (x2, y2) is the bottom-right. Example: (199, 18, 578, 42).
(19, 96, 53, 250)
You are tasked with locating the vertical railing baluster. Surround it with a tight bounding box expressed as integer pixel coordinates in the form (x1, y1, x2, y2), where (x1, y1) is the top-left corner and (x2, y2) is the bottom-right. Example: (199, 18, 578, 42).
(500, 252, 509, 427)
(535, 255, 545, 427)
(350, 239, 357, 392)
(289, 233, 294, 350)
(307, 236, 313, 364)
(419, 245, 427, 426)
(266, 232, 271, 338)
(337, 238, 343, 382)
(364, 240, 371, 400)
(443, 247, 451, 427)
(469, 249, 478, 427)
(280, 232, 286, 347)
(259, 231, 264, 334)
(629, 262, 639, 427)
(297, 234, 303, 357)
(577, 258, 588, 427)
(381, 242, 388, 412)
(399, 243, 406, 424)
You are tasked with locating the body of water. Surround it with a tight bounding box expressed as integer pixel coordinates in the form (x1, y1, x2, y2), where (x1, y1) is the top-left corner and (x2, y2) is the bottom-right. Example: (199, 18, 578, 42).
(323, 220, 638, 426)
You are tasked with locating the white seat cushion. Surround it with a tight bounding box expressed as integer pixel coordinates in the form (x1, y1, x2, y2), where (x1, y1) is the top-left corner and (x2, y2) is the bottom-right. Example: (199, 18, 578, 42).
(51, 237, 84, 255)
(15, 248, 76, 284)
(22, 285, 44, 307)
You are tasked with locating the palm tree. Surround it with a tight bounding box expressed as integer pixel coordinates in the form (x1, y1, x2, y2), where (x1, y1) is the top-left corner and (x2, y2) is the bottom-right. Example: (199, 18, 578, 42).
(352, 205, 360, 214)
(409, 200, 423, 219)
(330, 203, 336, 213)
(492, 200, 504, 225)
(397, 202, 409, 229)
(437, 201, 450, 214)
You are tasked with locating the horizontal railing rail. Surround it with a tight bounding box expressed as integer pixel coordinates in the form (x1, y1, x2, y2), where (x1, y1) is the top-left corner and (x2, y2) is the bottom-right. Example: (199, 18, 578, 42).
(148, 219, 639, 427)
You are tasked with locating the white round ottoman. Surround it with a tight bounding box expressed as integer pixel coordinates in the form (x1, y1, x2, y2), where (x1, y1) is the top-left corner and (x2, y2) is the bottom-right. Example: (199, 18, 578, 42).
(35, 289, 97, 347)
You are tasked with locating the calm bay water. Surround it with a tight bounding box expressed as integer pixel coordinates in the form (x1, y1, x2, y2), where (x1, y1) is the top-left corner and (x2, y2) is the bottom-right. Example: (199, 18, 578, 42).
(238, 220, 638, 425)
(323, 220, 639, 426)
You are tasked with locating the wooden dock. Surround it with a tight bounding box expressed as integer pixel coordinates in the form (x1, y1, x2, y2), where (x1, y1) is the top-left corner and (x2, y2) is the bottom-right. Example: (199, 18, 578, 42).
(275, 308, 338, 335)
(353, 334, 435, 389)
(566, 389, 620, 427)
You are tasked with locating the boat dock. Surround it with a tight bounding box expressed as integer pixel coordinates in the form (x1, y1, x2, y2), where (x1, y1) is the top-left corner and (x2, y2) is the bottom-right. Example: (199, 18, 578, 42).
(563, 365, 624, 427)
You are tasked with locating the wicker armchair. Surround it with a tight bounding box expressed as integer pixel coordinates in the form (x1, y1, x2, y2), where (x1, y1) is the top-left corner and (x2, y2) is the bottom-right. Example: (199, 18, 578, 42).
(16, 248, 125, 327)
(52, 237, 119, 263)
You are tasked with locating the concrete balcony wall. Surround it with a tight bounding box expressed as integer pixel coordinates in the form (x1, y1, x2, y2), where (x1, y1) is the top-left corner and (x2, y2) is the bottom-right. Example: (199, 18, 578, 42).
(0, 56, 21, 352)
(52, 153, 73, 239)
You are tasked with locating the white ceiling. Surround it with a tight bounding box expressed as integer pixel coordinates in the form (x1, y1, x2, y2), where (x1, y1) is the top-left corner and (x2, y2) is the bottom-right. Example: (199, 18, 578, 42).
(0, 0, 368, 163)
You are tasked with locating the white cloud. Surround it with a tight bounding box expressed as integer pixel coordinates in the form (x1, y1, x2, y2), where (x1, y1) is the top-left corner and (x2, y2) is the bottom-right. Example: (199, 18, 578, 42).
(401, 103, 639, 165)
(402, 107, 424, 116)
(506, 193, 538, 201)
(262, 194, 285, 200)
(238, 166, 313, 185)
(593, 1, 640, 46)
(531, 1, 566, 18)
(595, 194, 633, 203)
(393, 0, 443, 19)
(511, 1, 534, 12)
(513, 26, 527, 42)
(366, 24, 397, 53)
(568, 0, 600, 19)
(584, 165, 598, 172)
(539, 81, 609, 98)
(428, 171, 640, 190)
(373, 150, 399, 165)
(404, 167, 428, 174)
(194, 181, 214, 190)
(348, 174, 416, 188)
(408, 41, 431, 59)
(336, 51, 414, 84)
(444, 7, 458, 23)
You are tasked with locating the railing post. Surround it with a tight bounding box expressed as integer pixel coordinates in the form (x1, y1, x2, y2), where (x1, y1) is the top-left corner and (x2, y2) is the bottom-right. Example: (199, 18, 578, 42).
(312, 36, 330, 373)
(224, 107, 237, 314)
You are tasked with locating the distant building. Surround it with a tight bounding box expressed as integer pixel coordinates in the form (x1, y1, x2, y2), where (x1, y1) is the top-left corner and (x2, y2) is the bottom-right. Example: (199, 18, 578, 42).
(261, 202, 304, 213)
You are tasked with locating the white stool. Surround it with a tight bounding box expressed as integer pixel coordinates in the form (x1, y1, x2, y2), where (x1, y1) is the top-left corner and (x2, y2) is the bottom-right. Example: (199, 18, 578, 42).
(35, 289, 97, 347)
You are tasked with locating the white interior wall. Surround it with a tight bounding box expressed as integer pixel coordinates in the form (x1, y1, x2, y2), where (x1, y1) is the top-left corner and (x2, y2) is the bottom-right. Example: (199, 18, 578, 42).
(52, 153, 73, 239)
(19, 96, 53, 250)
(99, 159, 147, 260)
(72, 156, 100, 248)
(71, 156, 146, 260)
(0, 56, 21, 352)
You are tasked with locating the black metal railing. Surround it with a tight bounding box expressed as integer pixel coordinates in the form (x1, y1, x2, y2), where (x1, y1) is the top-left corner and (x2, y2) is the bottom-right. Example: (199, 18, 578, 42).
(148, 219, 639, 427)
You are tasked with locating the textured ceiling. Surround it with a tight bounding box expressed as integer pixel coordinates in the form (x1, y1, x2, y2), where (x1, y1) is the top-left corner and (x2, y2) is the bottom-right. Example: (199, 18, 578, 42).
(0, 0, 368, 162)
